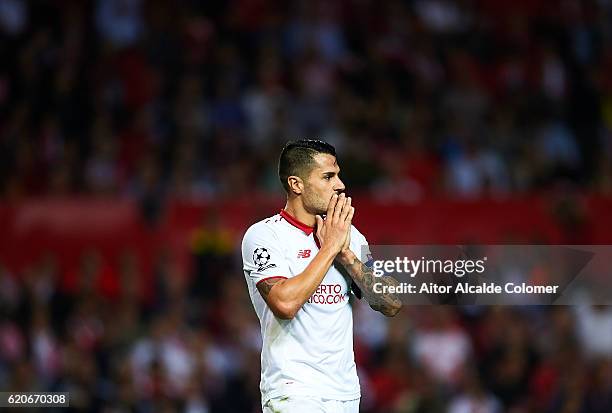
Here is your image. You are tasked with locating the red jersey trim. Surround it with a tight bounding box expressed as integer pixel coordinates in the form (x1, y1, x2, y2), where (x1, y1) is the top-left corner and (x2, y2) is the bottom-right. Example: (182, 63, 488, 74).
(279, 209, 315, 236)
(256, 276, 288, 287)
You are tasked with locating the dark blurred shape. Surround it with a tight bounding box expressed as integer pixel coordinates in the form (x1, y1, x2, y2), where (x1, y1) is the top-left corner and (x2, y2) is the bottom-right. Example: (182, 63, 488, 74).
(0, 1, 612, 412)
(1, 0, 611, 202)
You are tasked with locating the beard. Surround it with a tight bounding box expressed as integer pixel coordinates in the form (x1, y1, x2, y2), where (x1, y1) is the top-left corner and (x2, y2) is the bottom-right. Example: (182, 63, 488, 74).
(302, 188, 330, 216)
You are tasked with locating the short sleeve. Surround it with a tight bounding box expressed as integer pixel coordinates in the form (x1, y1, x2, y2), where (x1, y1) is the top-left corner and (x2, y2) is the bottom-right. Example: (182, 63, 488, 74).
(350, 226, 373, 268)
(242, 223, 290, 286)
(349, 226, 373, 299)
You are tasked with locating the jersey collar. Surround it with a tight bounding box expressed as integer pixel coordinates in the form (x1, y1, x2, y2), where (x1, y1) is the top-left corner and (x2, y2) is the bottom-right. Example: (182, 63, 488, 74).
(279, 209, 314, 236)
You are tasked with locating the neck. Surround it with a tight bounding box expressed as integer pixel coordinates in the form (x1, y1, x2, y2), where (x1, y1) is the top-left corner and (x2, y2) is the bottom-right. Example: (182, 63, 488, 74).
(284, 198, 315, 227)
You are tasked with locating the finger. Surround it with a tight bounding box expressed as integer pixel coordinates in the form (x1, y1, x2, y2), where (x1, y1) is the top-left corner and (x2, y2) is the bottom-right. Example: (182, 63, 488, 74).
(341, 222, 351, 250)
(345, 206, 355, 224)
(340, 197, 352, 222)
(327, 193, 338, 218)
(333, 193, 345, 223)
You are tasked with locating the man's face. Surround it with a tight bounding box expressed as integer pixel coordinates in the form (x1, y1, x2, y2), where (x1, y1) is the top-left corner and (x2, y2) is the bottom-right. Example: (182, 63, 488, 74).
(302, 153, 345, 215)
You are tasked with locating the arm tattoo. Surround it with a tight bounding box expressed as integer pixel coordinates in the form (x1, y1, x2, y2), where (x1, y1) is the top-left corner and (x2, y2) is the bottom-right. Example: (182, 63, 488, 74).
(256, 277, 284, 299)
(343, 260, 402, 317)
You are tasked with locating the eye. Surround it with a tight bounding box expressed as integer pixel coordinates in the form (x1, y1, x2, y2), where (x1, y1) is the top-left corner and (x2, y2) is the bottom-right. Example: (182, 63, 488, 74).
(324, 176, 332, 180)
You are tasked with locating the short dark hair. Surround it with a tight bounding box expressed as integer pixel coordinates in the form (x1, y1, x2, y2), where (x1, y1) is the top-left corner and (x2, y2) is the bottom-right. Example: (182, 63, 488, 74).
(278, 139, 336, 192)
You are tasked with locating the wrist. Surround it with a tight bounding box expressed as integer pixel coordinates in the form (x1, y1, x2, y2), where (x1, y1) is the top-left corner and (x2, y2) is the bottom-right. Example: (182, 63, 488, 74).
(319, 244, 341, 259)
(337, 249, 357, 266)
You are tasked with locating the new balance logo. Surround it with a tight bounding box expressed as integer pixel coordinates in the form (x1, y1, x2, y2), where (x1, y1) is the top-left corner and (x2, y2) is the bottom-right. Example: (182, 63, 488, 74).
(297, 249, 311, 258)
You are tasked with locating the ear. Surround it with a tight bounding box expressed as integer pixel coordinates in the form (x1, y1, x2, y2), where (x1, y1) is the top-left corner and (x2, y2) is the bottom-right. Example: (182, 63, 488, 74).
(287, 176, 304, 195)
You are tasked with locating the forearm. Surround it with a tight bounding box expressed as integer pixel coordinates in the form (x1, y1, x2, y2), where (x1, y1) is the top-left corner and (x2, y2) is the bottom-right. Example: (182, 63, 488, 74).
(266, 246, 338, 317)
(339, 251, 402, 317)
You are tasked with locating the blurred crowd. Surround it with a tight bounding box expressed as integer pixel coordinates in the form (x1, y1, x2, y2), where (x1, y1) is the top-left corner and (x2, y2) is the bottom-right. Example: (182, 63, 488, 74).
(2, 0, 612, 202)
(1, 245, 611, 413)
(2, 1, 612, 412)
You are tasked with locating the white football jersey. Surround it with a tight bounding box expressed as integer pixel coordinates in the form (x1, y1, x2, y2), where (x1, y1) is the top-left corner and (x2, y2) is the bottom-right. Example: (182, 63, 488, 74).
(241, 209, 369, 403)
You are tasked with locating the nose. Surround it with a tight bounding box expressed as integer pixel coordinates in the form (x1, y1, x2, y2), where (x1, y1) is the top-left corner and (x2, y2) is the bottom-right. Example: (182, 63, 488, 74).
(334, 177, 345, 194)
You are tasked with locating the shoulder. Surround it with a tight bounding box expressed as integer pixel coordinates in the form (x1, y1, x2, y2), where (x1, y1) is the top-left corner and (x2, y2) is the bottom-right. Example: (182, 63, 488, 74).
(242, 214, 283, 246)
(350, 224, 368, 244)
(350, 225, 371, 263)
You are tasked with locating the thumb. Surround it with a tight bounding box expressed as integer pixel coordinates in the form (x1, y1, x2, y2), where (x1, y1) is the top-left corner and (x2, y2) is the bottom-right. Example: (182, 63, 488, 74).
(315, 215, 323, 232)
(315, 215, 324, 242)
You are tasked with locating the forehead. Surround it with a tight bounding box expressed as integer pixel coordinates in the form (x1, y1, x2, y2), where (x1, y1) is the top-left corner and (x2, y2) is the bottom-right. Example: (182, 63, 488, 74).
(311, 153, 338, 172)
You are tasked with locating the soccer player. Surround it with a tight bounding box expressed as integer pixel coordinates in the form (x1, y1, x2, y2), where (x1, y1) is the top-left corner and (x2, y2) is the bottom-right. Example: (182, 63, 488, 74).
(241, 139, 402, 412)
